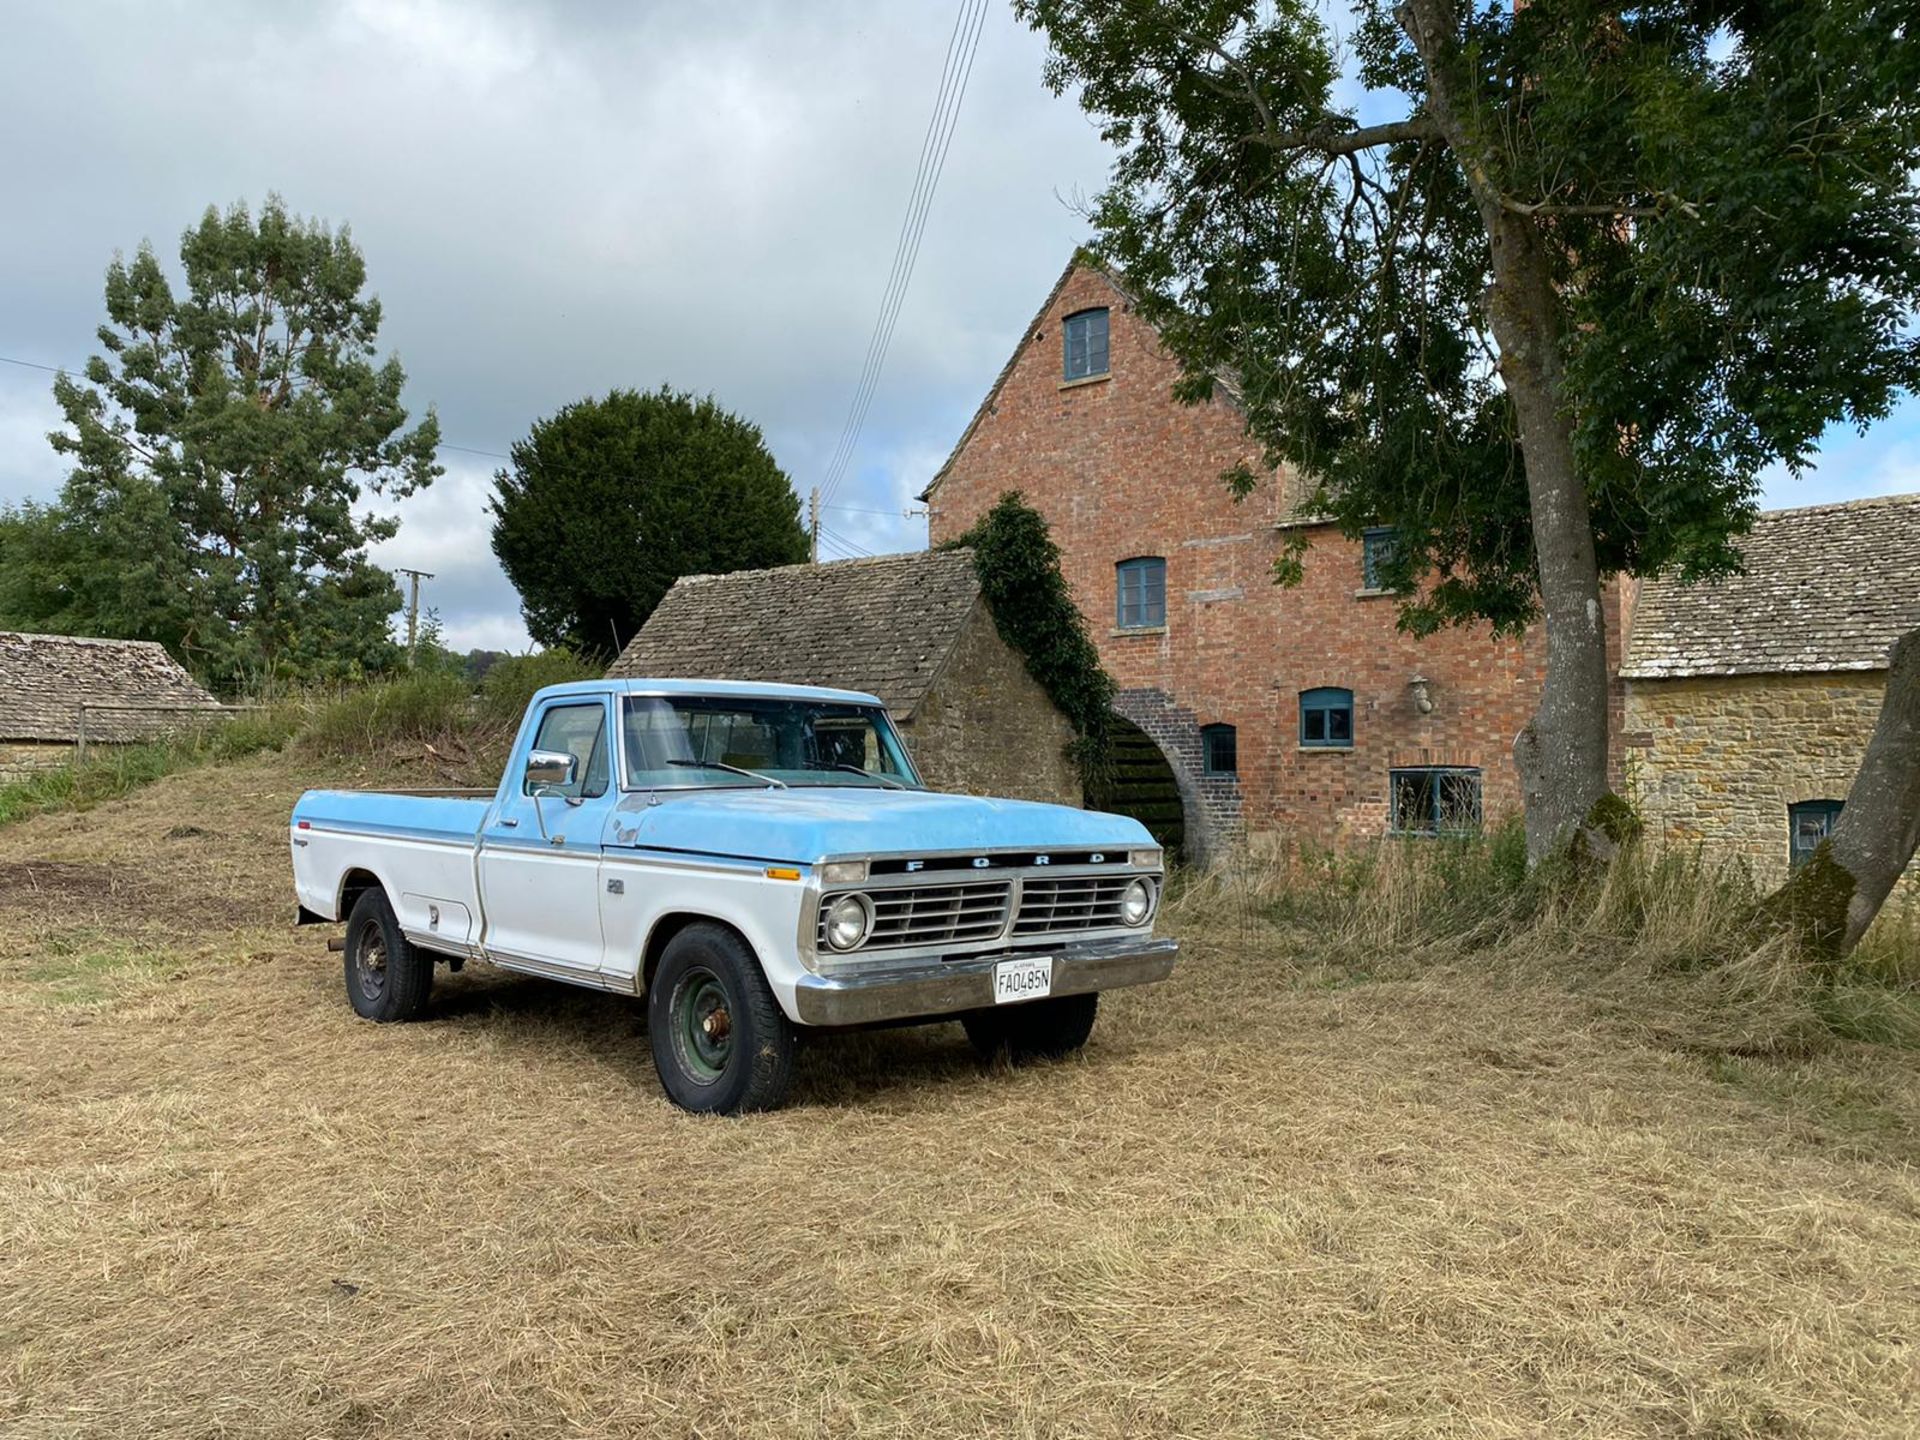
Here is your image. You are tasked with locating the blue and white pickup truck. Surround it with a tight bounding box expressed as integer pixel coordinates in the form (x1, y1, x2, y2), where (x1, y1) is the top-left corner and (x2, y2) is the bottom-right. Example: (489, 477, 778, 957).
(291, 679, 1177, 1113)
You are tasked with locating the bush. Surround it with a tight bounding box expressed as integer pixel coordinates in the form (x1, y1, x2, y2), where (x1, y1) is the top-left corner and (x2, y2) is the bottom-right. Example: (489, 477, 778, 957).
(302, 672, 474, 758)
(478, 650, 602, 725)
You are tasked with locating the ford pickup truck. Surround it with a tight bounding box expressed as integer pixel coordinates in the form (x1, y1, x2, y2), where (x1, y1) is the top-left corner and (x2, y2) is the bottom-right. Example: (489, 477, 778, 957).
(291, 679, 1177, 1113)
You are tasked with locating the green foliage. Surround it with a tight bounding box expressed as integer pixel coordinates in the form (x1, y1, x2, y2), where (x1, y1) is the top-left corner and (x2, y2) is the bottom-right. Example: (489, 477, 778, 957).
(18, 195, 440, 687)
(1018, 0, 1920, 635)
(0, 705, 301, 830)
(301, 673, 473, 759)
(477, 650, 603, 725)
(949, 492, 1115, 777)
(490, 387, 807, 656)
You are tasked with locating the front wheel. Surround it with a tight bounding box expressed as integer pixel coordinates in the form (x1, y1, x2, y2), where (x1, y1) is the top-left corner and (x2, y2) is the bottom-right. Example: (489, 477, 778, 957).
(963, 992, 1098, 1062)
(647, 923, 795, 1115)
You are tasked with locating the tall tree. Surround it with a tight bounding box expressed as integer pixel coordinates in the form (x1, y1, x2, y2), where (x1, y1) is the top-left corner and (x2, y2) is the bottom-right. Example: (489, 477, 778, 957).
(42, 196, 440, 686)
(490, 387, 809, 656)
(1019, 0, 1920, 861)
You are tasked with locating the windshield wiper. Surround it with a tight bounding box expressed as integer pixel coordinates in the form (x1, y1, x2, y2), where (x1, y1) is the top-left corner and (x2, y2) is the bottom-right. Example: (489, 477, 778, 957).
(666, 758, 787, 789)
(827, 763, 906, 790)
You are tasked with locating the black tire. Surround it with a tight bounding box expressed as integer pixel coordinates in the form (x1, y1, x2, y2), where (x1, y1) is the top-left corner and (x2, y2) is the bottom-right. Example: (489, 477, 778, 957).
(963, 992, 1099, 1063)
(647, 922, 795, 1115)
(343, 888, 433, 1023)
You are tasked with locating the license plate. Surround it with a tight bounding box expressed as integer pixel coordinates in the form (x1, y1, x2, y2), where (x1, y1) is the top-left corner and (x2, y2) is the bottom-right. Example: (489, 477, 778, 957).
(992, 956, 1053, 1005)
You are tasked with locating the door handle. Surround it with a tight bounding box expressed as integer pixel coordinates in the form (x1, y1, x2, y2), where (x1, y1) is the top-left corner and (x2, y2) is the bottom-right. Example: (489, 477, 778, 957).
(498, 818, 519, 829)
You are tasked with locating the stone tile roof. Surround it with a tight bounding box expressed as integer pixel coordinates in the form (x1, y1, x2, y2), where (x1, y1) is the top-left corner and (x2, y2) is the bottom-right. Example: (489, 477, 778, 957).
(1621, 492, 1920, 679)
(0, 632, 222, 742)
(607, 549, 984, 716)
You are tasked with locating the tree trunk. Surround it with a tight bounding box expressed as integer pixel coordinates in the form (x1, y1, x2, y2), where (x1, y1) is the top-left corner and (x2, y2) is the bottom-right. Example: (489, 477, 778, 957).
(1767, 628, 1920, 959)
(1398, 0, 1615, 863)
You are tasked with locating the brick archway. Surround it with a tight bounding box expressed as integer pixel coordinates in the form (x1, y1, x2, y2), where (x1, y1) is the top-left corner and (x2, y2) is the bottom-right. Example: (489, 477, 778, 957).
(1103, 688, 1243, 867)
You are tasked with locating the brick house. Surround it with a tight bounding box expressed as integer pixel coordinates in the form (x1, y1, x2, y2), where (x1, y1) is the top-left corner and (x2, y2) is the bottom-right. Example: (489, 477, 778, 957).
(607, 549, 1082, 806)
(1621, 493, 1920, 895)
(923, 256, 1634, 859)
(0, 631, 221, 780)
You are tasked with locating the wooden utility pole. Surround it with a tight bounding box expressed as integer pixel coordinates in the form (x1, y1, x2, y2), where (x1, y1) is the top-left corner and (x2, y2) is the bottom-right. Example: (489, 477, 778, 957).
(398, 567, 434, 667)
(808, 486, 820, 563)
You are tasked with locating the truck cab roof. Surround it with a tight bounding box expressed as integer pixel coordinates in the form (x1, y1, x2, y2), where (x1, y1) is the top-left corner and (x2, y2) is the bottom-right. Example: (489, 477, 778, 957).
(531, 677, 887, 708)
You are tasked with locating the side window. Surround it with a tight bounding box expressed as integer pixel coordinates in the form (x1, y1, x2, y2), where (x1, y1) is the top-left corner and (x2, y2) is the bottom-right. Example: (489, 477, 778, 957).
(1390, 767, 1483, 836)
(1064, 307, 1110, 381)
(1789, 799, 1844, 868)
(1300, 687, 1354, 748)
(527, 702, 609, 800)
(1116, 557, 1167, 629)
(1362, 526, 1400, 591)
(1202, 723, 1237, 776)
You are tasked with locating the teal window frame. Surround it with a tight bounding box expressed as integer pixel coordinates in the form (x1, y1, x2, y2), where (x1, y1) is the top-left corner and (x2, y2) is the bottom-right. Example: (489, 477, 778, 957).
(1116, 556, 1166, 629)
(1788, 799, 1844, 869)
(1064, 307, 1110, 381)
(1362, 526, 1400, 591)
(1201, 723, 1237, 776)
(1299, 686, 1354, 748)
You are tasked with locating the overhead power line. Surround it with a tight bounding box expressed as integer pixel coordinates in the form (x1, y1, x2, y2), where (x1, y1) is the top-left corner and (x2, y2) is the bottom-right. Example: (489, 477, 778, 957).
(815, 0, 988, 510)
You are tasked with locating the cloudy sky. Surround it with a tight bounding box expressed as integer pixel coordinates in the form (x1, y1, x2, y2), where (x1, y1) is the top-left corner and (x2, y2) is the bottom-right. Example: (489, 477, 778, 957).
(2, 1, 1914, 652)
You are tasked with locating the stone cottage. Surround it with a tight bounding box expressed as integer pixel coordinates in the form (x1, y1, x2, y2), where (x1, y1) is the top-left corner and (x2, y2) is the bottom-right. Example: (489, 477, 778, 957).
(606, 549, 1082, 806)
(921, 254, 1617, 858)
(0, 631, 222, 779)
(1620, 493, 1920, 890)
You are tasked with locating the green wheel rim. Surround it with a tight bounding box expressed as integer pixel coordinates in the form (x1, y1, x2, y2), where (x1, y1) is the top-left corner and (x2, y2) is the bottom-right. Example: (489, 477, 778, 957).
(673, 969, 734, 1083)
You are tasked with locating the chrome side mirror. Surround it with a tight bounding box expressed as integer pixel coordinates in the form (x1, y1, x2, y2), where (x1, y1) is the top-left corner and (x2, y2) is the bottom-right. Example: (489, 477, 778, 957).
(525, 749, 577, 842)
(525, 749, 577, 790)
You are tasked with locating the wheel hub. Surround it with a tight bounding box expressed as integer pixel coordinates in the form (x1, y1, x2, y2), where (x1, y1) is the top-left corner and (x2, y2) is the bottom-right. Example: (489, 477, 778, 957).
(675, 971, 734, 1082)
(356, 920, 388, 997)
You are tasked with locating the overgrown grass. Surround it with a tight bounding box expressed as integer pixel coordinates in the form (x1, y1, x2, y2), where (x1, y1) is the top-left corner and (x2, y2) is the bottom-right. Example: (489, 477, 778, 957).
(478, 649, 601, 724)
(300, 671, 477, 758)
(1167, 822, 1920, 1052)
(0, 703, 303, 829)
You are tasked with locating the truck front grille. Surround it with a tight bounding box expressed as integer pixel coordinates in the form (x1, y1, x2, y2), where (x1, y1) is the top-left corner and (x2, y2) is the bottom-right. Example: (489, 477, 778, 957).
(1012, 874, 1138, 935)
(820, 881, 1012, 950)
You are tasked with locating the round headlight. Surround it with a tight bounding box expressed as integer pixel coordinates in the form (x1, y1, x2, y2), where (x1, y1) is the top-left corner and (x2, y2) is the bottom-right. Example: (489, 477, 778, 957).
(825, 893, 873, 951)
(1121, 877, 1154, 926)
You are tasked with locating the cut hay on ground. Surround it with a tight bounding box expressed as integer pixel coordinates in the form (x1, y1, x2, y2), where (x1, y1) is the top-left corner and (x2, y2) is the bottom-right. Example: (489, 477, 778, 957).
(2, 755, 1918, 1438)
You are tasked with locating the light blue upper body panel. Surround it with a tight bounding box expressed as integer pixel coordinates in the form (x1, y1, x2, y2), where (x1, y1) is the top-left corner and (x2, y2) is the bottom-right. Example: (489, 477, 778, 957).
(294, 789, 492, 845)
(532, 677, 885, 707)
(292, 678, 1151, 864)
(613, 786, 1153, 863)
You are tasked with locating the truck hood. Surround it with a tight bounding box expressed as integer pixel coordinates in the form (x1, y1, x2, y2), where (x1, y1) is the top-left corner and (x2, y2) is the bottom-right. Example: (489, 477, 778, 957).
(611, 786, 1153, 863)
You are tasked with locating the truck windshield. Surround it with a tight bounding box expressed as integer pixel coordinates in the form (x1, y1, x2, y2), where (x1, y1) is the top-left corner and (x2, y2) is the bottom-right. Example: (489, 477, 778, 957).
(620, 695, 923, 790)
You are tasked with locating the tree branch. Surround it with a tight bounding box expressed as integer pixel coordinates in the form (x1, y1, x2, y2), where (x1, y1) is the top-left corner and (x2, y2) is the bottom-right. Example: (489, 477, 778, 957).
(1245, 116, 1437, 157)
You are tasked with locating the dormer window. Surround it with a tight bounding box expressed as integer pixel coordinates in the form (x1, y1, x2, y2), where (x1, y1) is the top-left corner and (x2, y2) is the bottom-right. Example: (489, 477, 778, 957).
(1064, 308, 1110, 381)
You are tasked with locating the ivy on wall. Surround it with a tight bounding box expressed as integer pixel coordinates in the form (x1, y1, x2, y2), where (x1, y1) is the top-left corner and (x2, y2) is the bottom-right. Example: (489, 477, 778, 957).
(947, 491, 1114, 781)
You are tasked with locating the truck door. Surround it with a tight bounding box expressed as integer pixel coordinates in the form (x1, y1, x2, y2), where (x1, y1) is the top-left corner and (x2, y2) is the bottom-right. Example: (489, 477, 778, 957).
(477, 695, 617, 977)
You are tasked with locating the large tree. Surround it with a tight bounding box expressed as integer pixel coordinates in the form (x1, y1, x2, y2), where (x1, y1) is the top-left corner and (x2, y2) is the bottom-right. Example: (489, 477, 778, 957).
(1019, 0, 1920, 861)
(35, 196, 440, 687)
(490, 387, 808, 656)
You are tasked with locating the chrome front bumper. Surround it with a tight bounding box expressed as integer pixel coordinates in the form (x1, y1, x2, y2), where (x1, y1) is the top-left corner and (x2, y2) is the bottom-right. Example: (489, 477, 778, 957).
(790, 935, 1179, 1027)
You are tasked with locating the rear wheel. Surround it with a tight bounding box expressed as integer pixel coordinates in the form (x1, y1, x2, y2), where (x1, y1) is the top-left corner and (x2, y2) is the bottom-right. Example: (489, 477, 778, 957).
(647, 923, 794, 1115)
(963, 992, 1099, 1062)
(343, 888, 433, 1022)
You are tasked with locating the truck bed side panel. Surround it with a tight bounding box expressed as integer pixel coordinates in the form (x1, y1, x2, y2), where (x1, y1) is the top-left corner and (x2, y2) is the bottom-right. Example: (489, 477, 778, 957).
(291, 790, 491, 948)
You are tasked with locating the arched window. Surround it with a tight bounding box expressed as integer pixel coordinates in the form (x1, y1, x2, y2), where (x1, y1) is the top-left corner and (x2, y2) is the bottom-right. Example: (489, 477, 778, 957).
(1299, 687, 1354, 747)
(1201, 723, 1237, 776)
(1115, 557, 1166, 629)
(1789, 799, 1844, 869)
(1064, 307, 1110, 381)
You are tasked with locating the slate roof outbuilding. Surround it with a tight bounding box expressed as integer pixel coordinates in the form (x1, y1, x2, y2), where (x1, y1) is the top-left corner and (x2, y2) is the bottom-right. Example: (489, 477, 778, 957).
(0, 632, 223, 743)
(607, 549, 984, 716)
(1620, 492, 1920, 679)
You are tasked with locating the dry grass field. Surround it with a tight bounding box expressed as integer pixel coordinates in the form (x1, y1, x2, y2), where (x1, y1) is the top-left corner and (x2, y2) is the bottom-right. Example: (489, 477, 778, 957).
(3, 752, 1919, 1438)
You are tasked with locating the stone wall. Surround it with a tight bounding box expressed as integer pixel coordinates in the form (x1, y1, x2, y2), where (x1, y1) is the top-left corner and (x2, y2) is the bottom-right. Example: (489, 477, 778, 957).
(900, 601, 1082, 808)
(0, 741, 73, 782)
(1624, 671, 1916, 898)
(927, 260, 1630, 853)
